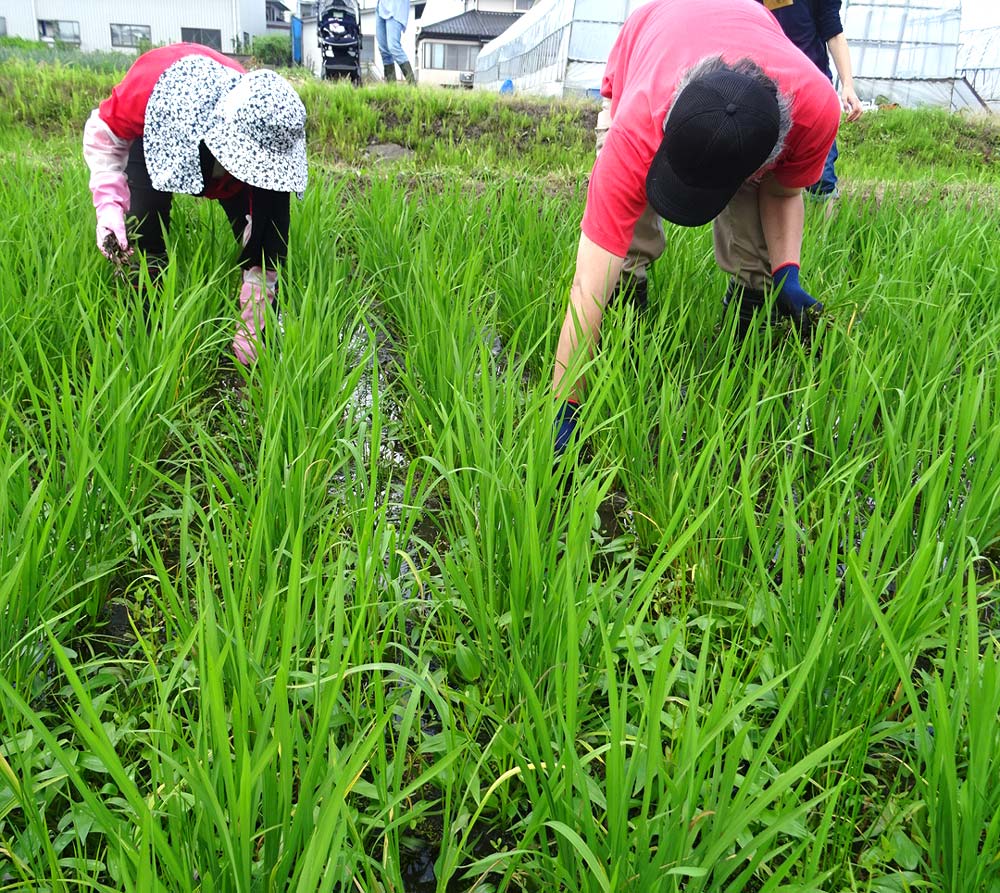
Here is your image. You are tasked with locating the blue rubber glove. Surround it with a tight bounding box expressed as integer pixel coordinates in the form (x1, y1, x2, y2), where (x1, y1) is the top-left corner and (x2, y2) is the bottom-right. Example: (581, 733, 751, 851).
(554, 400, 580, 454)
(772, 264, 823, 334)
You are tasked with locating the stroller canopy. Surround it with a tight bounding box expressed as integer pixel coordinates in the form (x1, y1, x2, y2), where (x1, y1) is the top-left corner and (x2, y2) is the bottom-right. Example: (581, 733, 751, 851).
(320, 0, 360, 20)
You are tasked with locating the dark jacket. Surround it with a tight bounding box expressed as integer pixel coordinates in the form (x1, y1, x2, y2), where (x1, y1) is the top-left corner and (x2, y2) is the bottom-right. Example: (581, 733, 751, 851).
(762, 0, 844, 78)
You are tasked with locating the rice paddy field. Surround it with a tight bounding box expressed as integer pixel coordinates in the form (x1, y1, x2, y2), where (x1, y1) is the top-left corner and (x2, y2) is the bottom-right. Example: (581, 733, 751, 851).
(1, 54, 1000, 892)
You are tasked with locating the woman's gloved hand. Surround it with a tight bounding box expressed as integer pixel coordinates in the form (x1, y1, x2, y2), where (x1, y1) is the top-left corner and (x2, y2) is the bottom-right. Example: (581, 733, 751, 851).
(232, 266, 277, 366)
(96, 203, 129, 259)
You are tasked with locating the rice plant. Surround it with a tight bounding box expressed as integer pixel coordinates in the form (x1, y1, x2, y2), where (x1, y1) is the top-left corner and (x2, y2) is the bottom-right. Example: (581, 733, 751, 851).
(1, 62, 999, 892)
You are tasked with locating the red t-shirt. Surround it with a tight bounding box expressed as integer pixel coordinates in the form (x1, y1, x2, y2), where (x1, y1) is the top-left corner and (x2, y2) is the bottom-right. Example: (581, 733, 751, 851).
(582, 0, 841, 256)
(98, 43, 245, 141)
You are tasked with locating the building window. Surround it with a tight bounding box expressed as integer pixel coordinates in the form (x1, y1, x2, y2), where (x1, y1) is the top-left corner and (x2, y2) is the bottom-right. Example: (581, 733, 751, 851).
(421, 41, 478, 71)
(181, 27, 223, 51)
(110, 23, 151, 48)
(515, 0, 533, 9)
(38, 20, 81, 45)
(300, 2, 318, 16)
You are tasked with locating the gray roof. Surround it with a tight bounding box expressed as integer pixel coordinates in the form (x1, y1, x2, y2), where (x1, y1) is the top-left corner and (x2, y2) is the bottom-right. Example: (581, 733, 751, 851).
(417, 10, 521, 42)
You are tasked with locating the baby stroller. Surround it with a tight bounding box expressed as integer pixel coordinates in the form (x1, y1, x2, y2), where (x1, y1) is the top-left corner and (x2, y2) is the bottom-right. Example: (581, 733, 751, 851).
(319, 0, 363, 85)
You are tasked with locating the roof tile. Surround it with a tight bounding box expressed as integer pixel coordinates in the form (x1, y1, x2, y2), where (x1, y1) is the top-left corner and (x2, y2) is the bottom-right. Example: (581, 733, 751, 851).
(418, 10, 521, 41)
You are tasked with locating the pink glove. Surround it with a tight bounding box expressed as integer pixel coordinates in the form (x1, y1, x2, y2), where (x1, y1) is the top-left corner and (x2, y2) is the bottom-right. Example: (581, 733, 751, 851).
(96, 198, 129, 258)
(232, 266, 277, 366)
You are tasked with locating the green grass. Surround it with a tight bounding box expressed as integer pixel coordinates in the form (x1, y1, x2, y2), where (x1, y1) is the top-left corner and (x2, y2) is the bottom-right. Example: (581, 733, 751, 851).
(0, 56, 596, 174)
(3, 53, 998, 184)
(0, 37, 140, 74)
(839, 106, 1000, 184)
(1, 58, 999, 892)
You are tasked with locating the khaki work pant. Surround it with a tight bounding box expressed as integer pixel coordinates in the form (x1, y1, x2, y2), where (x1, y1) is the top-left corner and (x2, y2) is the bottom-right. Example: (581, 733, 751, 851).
(595, 99, 772, 290)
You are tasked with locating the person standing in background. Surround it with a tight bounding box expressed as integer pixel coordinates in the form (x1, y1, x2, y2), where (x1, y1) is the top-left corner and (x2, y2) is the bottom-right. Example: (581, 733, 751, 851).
(760, 0, 863, 197)
(377, 0, 417, 84)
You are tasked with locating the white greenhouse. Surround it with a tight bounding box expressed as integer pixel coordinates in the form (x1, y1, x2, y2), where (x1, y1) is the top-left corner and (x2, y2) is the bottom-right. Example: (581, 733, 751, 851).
(959, 25, 1000, 111)
(474, 0, 997, 113)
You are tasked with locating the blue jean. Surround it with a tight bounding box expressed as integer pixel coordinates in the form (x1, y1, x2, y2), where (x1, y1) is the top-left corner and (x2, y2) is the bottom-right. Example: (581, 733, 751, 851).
(375, 15, 408, 67)
(807, 138, 839, 196)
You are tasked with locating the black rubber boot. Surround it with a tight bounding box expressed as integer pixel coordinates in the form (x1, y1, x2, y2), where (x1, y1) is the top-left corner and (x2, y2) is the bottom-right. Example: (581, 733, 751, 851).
(608, 273, 649, 314)
(400, 61, 417, 85)
(383, 64, 396, 83)
(722, 279, 771, 341)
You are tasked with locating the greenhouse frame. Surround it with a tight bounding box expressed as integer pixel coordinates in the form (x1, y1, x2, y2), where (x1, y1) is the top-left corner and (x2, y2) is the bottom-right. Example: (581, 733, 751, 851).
(958, 25, 1000, 111)
(474, 0, 998, 112)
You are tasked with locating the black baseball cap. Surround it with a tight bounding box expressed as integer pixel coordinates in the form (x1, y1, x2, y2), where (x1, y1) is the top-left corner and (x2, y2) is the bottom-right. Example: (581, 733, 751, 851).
(645, 66, 781, 227)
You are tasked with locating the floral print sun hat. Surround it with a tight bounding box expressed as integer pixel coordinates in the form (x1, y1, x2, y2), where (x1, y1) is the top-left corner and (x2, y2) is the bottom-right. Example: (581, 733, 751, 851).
(204, 70, 308, 195)
(144, 55, 242, 194)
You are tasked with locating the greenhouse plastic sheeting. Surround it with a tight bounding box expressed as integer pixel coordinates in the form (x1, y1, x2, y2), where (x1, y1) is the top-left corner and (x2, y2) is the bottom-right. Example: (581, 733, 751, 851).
(844, 1, 962, 80)
(474, 0, 641, 95)
(474, 0, 573, 95)
(958, 26, 1000, 111)
(852, 76, 987, 111)
(475, 0, 978, 102)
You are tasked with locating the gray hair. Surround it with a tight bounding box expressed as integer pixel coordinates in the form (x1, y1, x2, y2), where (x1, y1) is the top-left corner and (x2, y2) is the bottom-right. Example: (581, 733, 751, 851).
(668, 55, 793, 170)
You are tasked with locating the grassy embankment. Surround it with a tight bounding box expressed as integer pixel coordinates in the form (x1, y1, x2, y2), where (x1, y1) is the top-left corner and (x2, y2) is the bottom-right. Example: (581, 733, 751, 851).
(1, 55, 999, 892)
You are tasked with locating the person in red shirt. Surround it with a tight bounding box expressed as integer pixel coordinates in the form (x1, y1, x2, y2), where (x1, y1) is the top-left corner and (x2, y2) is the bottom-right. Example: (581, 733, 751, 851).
(552, 0, 841, 452)
(83, 43, 308, 365)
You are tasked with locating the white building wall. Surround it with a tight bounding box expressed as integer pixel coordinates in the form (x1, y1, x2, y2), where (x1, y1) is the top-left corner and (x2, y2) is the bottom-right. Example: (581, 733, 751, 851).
(23, 1, 274, 53)
(477, 0, 517, 12)
(240, 0, 268, 41)
(301, 17, 324, 76)
(0, 2, 36, 40)
(416, 0, 463, 29)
